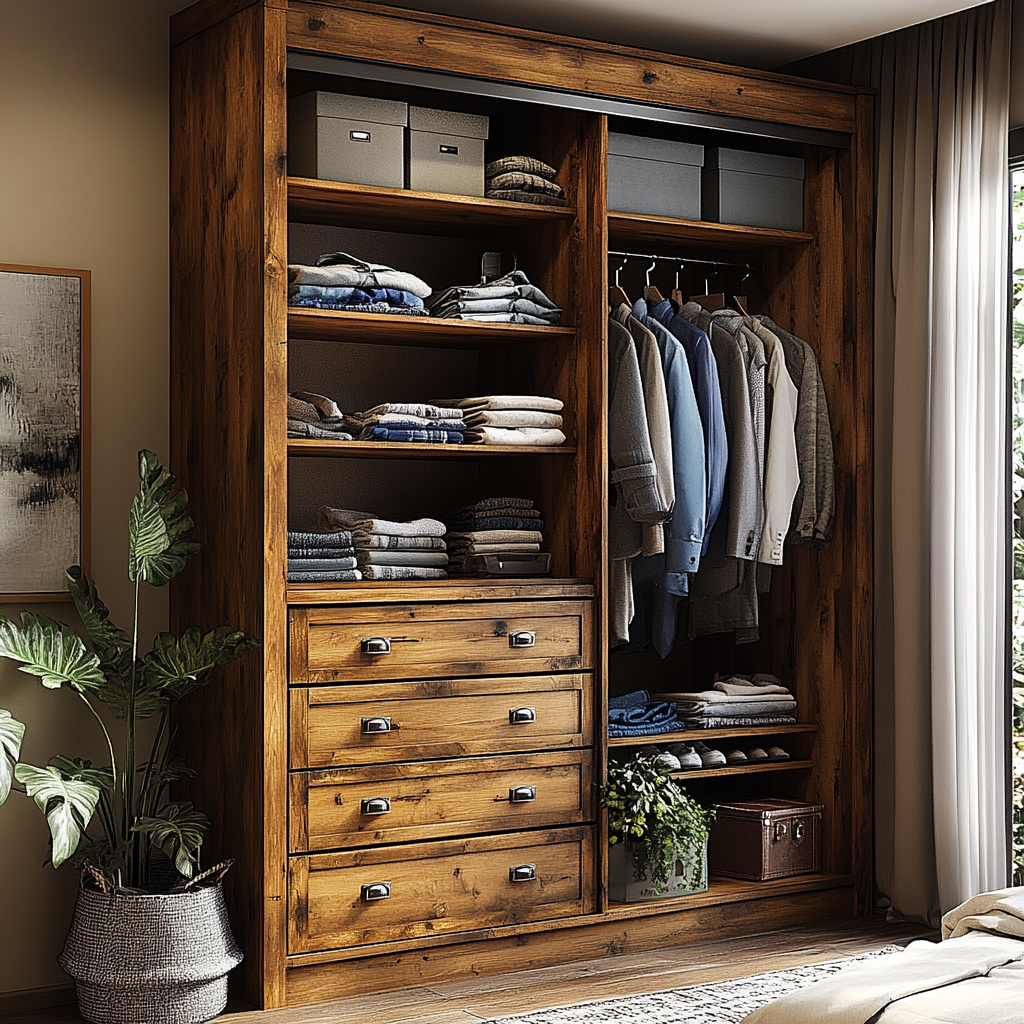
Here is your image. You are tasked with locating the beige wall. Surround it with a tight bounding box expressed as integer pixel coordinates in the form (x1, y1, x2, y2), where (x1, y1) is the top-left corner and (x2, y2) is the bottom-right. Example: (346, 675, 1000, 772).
(0, 0, 185, 997)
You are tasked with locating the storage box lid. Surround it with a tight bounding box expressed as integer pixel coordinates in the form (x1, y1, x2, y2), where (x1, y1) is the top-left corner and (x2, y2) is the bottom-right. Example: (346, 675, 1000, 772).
(704, 147, 805, 180)
(409, 106, 490, 140)
(714, 798, 823, 820)
(608, 133, 704, 167)
(289, 91, 408, 127)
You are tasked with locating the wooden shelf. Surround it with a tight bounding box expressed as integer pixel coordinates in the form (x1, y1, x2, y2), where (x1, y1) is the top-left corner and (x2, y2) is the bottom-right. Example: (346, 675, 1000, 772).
(287, 439, 575, 459)
(605, 873, 854, 919)
(288, 176, 577, 235)
(288, 308, 576, 348)
(608, 211, 814, 256)
(285, 577, 596, 605)
(669, 759, 813, 781)
(608, 724, 817, 747)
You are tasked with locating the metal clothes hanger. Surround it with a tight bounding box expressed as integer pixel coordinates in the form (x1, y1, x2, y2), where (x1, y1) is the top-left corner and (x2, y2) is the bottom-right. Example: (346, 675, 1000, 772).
(670, 260, 686, 306)
(693, 268, 726, 313)
(608, 256, 631, 307)
(643, 258, 665, 305)
(731, 263, 751, 318)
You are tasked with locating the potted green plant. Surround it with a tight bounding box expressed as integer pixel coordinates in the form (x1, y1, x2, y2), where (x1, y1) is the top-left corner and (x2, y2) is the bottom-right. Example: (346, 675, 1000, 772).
(0, 451, 258, 1024)
(602, 753, 715, 902)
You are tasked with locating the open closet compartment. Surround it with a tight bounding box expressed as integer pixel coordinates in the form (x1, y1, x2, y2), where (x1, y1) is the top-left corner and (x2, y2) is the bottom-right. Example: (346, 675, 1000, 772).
(169, 0, 872, 1009)
(601, 115, 866, 916)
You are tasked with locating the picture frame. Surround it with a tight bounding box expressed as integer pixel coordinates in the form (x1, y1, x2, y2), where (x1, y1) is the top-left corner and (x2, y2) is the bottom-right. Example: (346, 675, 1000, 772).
(0, 263, 90, 603)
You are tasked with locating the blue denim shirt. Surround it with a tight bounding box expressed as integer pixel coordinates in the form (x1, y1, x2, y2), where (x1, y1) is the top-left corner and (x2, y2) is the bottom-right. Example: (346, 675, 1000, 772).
(632, 299, 706, 589)
(651, 299, 729, 555)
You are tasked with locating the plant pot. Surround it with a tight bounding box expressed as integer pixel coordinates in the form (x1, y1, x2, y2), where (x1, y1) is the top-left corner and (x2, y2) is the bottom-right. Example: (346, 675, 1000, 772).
(608, 837, 709, 902)
(58, 879, 243, 1024)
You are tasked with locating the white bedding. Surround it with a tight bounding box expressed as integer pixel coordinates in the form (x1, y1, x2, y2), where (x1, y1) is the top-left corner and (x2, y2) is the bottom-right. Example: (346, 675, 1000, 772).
(741, 887, 1024, 1024)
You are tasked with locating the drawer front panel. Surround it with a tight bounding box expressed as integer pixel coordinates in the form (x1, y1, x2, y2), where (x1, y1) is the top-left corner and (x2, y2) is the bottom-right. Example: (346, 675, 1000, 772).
(289, 828, 591, 952)
(290, 750, 593, 851)
(290, 675, 592, 768)
(290, 600, 594, 682)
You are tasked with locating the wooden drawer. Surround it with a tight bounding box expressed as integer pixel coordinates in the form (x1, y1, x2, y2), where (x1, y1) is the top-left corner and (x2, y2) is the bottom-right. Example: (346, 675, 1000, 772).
(289, 827, 594, 953)
(290, 750, 593, 851)
(290, 674, 593, 768)
(289, 600, 594, 683)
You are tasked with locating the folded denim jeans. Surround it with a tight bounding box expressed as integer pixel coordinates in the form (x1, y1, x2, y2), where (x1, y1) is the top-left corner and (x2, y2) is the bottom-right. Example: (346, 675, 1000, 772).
(288, 284, 424, 308)
(360, 427, 464, 443)
(607, 721, 681, 737)
(289, 253, 432, 298)
(288, 298, 429, 316)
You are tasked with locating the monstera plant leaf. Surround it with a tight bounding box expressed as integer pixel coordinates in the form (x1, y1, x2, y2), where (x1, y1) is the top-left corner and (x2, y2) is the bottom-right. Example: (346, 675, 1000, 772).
(143, 626, 260, 702)
(0, 710, 25, 805)
(15, 763, 101, 868)
(128, 450, 200, 586)
(132, 801, 209, 877)
(0, 613, 105, 693)
(48, 755, 114, 792)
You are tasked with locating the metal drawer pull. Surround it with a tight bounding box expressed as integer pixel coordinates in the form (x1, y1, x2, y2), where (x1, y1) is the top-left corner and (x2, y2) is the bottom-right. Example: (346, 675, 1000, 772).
(509, 707, 536, 725)
(360, 636, 421, 655)
(361, 797, 392, 815)
(509, 864, 536, 882)
(509, 786, 536, 803)
(361, 881, 391, 901)
(773, 822, 789, 842)
(509, 630, 536, 648)
(439, 144, 459, 155)
(350, 130, 371, 142)
(361, 717, 393, 734)
(793, 821, 806, 843)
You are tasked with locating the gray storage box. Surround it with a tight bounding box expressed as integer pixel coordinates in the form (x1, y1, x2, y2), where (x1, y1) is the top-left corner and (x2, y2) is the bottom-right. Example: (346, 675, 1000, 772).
(702, 148, 805, 231)
(607, 133, 704, 220)
(407, 106, 489, 196)
(288, 91, 407, 188)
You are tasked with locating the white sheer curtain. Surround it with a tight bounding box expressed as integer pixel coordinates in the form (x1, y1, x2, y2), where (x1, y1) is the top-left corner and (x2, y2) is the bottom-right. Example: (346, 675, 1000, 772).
(884, 0, 1011, 922)
(788, 0, 1011, 925)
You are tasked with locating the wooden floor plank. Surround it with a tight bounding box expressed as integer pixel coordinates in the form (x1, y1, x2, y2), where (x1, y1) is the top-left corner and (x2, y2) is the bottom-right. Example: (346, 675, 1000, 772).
(0, 919, 935, 1024)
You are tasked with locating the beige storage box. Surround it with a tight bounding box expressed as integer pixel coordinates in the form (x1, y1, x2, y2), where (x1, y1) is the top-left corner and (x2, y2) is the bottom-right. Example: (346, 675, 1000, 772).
(406, 106, 489, 196)
(288, 91, 407, 188)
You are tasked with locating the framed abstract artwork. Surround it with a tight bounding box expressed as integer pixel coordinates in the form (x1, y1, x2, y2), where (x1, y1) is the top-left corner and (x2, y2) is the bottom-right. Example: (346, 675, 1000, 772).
(0, 263, 90, 602)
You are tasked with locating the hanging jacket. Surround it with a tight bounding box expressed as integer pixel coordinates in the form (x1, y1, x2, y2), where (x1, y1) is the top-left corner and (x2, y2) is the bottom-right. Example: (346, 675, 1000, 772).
(627, 299, 706, 589)
(607, 316, 661, 644)
(650, 299, 729, 556)
(756, 316, 836, 547)
(747, 318, 800, 565)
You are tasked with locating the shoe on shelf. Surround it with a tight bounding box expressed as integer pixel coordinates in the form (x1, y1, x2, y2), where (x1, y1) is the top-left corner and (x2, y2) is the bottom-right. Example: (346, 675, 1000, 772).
(653, 751, 682, 771)
(747, 747, 770, 761)
(666, 743, 703, 769)
(634, 745, 661, 758)
(766, 746, 790, 761)
(724, 749, 748, 765)
(691, 741, 726, 768)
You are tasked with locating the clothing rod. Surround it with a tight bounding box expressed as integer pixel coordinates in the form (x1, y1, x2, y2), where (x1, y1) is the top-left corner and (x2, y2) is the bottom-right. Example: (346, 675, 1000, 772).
(607, 250, 763, 272)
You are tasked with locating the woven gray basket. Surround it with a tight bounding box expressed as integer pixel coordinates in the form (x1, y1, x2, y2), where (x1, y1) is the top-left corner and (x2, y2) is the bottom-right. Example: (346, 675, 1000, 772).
(58, 880, 243, 1024)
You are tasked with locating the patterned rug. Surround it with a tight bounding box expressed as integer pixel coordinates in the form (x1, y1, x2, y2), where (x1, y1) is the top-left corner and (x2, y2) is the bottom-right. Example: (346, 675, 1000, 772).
(489, 945, 906, 1024)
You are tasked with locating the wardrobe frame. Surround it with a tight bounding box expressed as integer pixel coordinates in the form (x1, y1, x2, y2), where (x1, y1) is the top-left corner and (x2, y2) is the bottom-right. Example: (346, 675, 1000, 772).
(169, 0, 874, 1008)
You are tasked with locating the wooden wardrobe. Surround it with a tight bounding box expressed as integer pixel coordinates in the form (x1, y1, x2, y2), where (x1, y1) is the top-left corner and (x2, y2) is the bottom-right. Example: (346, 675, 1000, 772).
(169, 0, 873, 1008)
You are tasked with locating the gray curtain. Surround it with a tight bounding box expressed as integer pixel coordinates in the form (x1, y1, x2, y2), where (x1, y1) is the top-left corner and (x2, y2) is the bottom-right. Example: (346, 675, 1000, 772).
(786, 0, 1011, 926)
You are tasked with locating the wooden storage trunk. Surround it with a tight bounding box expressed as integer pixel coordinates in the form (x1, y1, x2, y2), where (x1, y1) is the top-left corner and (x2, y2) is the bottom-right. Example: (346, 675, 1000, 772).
(708, 799, 823, 881)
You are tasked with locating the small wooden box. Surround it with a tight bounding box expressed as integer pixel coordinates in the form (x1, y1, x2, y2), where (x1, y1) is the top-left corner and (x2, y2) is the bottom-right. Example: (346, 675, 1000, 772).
(708, 799, 822, 881)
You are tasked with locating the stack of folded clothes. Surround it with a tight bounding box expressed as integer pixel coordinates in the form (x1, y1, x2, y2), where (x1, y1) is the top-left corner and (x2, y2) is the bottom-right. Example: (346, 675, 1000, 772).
(319, 507, 448, 580)
(426, 270, 561, 326)
(287, 392, 354, 441)
(288, 252, 431, 317)
(485, 156, 565, 207)
(287, 530, 361, 583)
(656, 674, 798, 729)
(342, 402, 465, 444)
(607, 689, 681, 738)
(444, 496, 546, 572)
(430, 396, 565, 446)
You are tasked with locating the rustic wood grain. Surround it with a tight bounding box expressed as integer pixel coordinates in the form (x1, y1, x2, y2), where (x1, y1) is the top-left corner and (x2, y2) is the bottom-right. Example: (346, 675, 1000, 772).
(299, 599, 594, 681)
(608, 213, 814, 256)
(287, 439, 577, 458)
(287, 307, 576, 347)
(288, 176, 576, 234)
(289, 828, 590, 952)
(291, 750, 592, 851)
(288, 579, 596, 605)
(169, 0, 289, 1006)
(290, 674, 592, 767)
(285, 1, 859, 132)
(608, 724, 817, 747)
